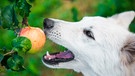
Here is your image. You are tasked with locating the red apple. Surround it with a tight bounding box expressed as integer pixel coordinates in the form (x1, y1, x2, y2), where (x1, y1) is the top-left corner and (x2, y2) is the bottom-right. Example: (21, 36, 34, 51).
(20, 26, 46, 53)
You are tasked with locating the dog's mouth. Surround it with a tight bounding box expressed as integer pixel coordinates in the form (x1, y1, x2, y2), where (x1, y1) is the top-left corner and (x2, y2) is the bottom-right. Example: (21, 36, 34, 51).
(42, 49, 74, 65)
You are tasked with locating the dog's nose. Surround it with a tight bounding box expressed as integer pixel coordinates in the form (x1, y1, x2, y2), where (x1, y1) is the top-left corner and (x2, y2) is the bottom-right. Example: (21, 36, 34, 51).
(43, 18, 54, 29)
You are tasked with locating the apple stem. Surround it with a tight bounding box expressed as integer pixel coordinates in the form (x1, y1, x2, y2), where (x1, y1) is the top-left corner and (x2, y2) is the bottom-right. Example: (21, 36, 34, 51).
(22, 17, 28, 26)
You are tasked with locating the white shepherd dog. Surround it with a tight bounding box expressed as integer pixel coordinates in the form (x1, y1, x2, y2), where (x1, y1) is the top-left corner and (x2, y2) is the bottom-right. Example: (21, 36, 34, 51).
(42, 11, 135, 76)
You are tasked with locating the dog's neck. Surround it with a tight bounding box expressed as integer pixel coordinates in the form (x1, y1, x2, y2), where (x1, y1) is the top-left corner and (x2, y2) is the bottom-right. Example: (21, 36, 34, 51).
(77, 47, 128, 76)
(80, 55, 126, 76)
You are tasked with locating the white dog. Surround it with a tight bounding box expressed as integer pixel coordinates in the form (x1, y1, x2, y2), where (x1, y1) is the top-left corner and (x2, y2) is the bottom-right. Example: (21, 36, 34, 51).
(42, 11, 135, 76)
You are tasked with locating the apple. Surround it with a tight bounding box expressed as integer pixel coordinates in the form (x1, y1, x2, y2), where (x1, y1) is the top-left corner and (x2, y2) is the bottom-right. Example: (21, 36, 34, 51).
(20, 26, 46, 53)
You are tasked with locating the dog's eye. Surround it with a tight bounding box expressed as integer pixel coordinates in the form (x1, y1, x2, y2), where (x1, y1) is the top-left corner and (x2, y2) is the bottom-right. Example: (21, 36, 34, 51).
(83, 30, 95, 40)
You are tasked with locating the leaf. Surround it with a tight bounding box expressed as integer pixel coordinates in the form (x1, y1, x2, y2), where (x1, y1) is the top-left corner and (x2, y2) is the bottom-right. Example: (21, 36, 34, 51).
(15, 0, 32, 17)
(0, 29, 16, 50)
(7, 54, 25, 71)
(12, 54, 24, 65)
(7, 57, 14, 69)
(0, 14, 1, 26)
(0, 54, 4, 62)
(1, 55, 11, 69)
(1, 5, 19, 29)
(12, 36, 32, 53)
(71, 7, 78, 21)
(29, 0, 35, 3)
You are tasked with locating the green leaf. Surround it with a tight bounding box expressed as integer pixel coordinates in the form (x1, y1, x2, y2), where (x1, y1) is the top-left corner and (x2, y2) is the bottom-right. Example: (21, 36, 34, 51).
(71, 7, 78, 21)
(29, 0, 35, 3)
(12, 36, 32, 53)
(7, 54, 25, 71)
(1, 55, 11, 69)
(7, 57, 15, 69)
(0, 29, 16, 50)
(12, 54, 24, 65)
(0, 54, 4, 62)
(0, 14, 2, 26)
(15, 0, 32, 17)
(1, 5, 19, 29)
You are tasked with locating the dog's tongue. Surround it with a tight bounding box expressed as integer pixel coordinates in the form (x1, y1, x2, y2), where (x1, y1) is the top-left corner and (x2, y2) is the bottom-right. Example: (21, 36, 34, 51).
(56, 51, 73, 58)
(44, 50, 73, 60)
(43, 50, 74, 64)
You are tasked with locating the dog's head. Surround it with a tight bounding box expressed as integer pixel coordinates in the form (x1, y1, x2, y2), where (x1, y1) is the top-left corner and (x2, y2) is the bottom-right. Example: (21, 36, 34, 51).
(42, 11, 135, 74)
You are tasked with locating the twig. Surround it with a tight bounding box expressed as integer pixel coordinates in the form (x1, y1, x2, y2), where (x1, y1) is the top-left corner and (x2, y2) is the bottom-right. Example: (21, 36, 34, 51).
(22, 17, 28, 26)
(4, 50, 15, 56)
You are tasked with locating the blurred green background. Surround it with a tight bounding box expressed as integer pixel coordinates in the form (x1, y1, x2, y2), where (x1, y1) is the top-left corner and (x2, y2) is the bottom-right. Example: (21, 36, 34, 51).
(0, 0, 135, 76)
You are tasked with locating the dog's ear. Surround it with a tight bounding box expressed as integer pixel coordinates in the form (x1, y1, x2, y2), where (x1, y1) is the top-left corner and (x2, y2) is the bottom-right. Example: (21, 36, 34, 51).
(110, 11, 135, 29)
(121, 36, 135, 64)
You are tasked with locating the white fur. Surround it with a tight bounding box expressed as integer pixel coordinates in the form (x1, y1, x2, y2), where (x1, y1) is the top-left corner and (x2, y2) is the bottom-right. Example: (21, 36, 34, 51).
(43, 11, 135, 76)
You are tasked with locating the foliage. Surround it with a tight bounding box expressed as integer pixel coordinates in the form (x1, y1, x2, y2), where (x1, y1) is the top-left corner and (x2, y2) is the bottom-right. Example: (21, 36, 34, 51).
(15, 0, 32, 17)
(95, 0, 135, 16)
(0, 0, 135, 76)
(71, 7, 79, 21)
(6, 53, 25, 71)
(1, 5, 18, 29)
(0, 0, 32, 72)
(12, 37, 31, 53)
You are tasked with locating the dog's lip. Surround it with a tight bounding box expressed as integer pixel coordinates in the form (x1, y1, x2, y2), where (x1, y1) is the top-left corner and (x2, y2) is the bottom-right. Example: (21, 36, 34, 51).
(42, 50, 74, 65)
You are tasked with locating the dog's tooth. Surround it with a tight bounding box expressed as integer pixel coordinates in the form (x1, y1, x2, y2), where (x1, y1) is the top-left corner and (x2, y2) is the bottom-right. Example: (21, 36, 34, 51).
(46, 51, 50, 56)
(44, 56, 48, 59)
(48, 57, 51, 60)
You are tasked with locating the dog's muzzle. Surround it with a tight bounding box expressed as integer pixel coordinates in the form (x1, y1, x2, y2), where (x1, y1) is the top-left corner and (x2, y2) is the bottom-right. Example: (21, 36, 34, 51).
(42, 18, 75, 65)
(43, 18, 54, 29)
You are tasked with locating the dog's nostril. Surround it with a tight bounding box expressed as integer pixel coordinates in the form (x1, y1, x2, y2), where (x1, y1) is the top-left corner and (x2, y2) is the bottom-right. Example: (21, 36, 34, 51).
(43, 18, 54, 29)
